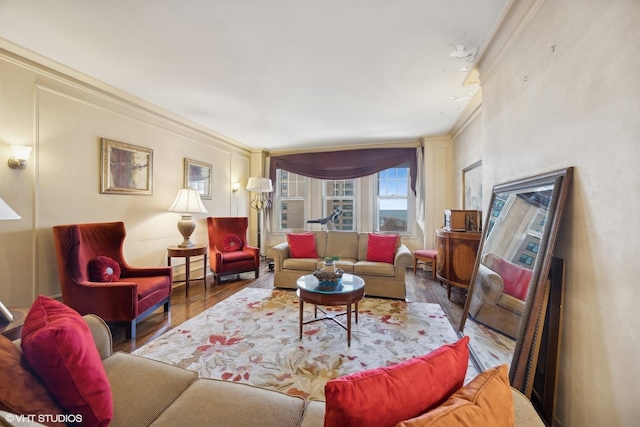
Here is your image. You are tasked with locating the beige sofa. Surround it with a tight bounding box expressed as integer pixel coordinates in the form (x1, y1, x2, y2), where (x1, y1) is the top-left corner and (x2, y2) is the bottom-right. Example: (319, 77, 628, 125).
(1, 315, 545, 427)
(468, 253, 529, 339)
(271, 230, 413, 299)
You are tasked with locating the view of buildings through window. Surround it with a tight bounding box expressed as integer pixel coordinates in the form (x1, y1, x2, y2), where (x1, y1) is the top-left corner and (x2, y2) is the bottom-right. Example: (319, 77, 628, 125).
(276, 167, 411, 232)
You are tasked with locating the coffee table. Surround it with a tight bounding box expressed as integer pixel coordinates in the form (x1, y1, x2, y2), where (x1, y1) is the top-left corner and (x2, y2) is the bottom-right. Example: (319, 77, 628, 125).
(296, 273, 365, 346)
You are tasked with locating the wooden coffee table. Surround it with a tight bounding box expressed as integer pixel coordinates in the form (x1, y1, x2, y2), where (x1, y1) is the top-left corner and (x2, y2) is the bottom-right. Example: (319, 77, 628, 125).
(296, 273, 365, 346)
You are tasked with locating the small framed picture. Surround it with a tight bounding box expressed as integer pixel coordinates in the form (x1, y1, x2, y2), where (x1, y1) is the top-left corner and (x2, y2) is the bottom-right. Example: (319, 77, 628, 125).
(101, 138, 153, 195)
(184, 158, 212, 200)
(0, 300, 13, 322)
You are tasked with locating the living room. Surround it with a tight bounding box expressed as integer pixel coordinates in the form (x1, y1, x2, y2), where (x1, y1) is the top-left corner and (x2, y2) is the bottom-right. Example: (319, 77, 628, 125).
(0, 1, 638, 426)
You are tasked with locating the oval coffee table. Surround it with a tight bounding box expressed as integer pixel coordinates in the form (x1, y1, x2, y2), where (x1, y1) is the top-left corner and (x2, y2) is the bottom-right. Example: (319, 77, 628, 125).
(296, 273, 365, 347)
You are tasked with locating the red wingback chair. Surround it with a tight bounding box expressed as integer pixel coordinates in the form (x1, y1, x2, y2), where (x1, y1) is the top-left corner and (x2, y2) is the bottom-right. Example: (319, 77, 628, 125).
(52, 222, 172, 339)
(207, 217, 260, 285)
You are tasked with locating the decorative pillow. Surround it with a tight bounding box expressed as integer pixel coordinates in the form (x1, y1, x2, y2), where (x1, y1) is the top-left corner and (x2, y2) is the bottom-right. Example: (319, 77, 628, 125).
(21, 295, 113, 427)
(89, 256, 121, 282)
(394, 364, 514, 427)
(492, 256, 533, 301)
(287, 232, 319, 258)
(0, 335, 66, 426)
(222, 234, 243, 252)
(324, 336, 469, 427)
(366, 233, 399, 264)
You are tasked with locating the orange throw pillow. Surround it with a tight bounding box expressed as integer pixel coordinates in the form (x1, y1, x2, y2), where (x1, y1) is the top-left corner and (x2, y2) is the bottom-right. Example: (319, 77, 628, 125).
(324, 336, 469, 427)
(0, 335, 65, 426)
(394, 364, 515, 427)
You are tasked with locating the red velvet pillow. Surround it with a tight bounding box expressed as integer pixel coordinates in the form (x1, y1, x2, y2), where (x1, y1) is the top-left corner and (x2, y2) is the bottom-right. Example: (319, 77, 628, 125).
(492, 256, 533, 301)
(222, 234, 243, 252)
(287, 233, 319, 258)
(366, 233, 399, 263)
(21, 296, 113, 427)
(0, 335, 66, 426)
(324, 336, 469, 427)
(89, 256, 121, 282)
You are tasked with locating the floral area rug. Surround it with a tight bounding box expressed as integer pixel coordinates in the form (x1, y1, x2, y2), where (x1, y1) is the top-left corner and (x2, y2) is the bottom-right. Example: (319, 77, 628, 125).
(133, 287, 467, 400)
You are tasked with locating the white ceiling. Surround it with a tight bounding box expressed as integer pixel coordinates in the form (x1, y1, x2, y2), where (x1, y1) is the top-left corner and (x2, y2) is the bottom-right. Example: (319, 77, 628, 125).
(0, 0, 508, 152)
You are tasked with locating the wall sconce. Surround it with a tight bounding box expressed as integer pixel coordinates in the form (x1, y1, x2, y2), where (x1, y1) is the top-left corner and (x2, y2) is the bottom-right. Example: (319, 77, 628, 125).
(231, 182, 240, 193)
(8, 145, 32, 169)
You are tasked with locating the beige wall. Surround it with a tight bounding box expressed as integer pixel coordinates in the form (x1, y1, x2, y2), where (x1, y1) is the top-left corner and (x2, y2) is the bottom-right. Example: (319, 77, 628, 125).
(453, 0, 640, 425)
(0, 46, 253, 306)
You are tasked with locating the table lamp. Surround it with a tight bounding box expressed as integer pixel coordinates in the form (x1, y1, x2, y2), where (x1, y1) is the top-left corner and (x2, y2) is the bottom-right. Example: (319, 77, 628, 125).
(168, 188, 208, 248)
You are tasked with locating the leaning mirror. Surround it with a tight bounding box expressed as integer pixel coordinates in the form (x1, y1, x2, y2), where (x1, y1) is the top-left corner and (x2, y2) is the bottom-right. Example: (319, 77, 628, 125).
(458, 167, 573, 395)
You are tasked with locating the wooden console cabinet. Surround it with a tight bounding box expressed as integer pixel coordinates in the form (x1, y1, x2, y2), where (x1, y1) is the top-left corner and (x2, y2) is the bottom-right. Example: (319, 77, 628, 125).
(435, 228, 481, 299)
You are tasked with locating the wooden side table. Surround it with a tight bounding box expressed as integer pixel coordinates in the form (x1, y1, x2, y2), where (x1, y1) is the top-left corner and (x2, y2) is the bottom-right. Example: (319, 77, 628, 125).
(167, 244, 208, 297)
(0, 307, 29, 341)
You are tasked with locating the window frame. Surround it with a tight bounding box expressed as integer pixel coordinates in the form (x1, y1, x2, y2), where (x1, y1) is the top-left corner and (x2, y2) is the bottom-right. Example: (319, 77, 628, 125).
(374, 167, 415, 234)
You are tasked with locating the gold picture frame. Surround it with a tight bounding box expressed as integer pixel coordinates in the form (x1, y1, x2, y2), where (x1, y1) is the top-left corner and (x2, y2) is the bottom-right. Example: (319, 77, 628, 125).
(101, 138, 153, 195)
(184, 158, 212, 200)
(462, 160, 482, 210)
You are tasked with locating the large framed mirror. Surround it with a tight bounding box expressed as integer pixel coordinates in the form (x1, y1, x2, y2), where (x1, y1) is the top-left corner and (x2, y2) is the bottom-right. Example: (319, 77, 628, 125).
(458, 167, 573, 395)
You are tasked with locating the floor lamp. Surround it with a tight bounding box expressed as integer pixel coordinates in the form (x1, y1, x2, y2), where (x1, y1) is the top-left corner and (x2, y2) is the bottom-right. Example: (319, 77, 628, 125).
(246, 177, 273, 258)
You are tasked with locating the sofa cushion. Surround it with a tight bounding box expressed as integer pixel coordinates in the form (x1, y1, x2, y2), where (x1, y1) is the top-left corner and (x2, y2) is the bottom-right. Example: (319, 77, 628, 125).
(353, 261, 395, 277)
(287, 233, 319, 258)
(21, 295, 113, 427)
(393, 364, 514, 427)
(284, 257, 323, 272)
(134, 276, 172, 300)
(149, 378, 307, 427)
(222, 234, 243, 252)
(221, 251, 255, 262)
(325, 231, 359, 260)
(103, 352, 197, 427)
(324, 336, 469, 427)
(366, 233, 399, 263)
(0, 335, 65, 425)
(89, 256, 121, 282)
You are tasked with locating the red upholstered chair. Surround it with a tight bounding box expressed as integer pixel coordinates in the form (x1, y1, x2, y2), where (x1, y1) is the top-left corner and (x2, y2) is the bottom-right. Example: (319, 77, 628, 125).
(207, 217, 260, 285)
(52, 222, 172, 340)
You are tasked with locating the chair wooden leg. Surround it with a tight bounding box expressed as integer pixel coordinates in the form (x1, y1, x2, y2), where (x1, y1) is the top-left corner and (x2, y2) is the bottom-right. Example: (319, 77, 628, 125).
(164, 300, 171, 312)
(413, 256, 418, 273)
(255, 270, 259, 279)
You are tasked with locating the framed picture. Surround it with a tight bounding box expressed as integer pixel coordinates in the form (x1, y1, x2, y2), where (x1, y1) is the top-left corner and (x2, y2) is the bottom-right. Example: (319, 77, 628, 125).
(463, 160, 482, 210)
(184, 158, 212, 200)
(101, 138, 153, 195)
(0, 300, 13, 322)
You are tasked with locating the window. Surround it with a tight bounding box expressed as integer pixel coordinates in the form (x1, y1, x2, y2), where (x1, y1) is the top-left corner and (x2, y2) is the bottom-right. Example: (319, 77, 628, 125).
(323, 179, 356, 230)
(375, 167, 411, 232)
(277, 170, 306, 230)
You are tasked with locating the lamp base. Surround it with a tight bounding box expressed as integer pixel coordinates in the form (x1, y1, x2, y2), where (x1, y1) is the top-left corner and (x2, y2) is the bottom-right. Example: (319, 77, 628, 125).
(177, 214, 196, 248)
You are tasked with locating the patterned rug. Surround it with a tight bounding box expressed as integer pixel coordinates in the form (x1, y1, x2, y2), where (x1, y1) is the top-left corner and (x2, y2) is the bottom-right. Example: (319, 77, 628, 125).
(133, 287, 465, 400)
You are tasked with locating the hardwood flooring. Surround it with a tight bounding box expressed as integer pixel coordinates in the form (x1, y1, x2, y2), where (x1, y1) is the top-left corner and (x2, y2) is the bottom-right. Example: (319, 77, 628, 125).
(112, 263, 468, 353)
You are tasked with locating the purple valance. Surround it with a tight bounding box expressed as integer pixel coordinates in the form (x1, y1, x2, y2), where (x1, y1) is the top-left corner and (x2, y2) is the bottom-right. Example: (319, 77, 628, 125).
(269, 148, 417, 194)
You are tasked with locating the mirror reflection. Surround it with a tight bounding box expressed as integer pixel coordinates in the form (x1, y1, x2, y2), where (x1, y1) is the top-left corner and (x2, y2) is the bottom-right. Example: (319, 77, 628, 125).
(458, 167, 572, 395)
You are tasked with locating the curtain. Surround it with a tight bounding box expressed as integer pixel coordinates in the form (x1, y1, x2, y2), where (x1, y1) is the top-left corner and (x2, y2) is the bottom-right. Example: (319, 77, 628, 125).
(415, 147, 425, 241)
(268, 148, 418, 195)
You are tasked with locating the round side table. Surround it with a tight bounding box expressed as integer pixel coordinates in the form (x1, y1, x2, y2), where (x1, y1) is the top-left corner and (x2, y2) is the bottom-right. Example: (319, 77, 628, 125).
(167, 244, 208, 297)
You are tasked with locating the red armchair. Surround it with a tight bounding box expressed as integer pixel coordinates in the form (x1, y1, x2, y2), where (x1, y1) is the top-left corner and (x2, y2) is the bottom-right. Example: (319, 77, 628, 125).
(207, 217, 260, 285)
(52, 222, 172, 339)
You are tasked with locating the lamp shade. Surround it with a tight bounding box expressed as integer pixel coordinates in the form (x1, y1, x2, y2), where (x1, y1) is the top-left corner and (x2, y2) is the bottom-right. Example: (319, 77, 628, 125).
(10, 145, 32, 161)
(168, 188, 208, 213)
(0, 197, 20, 220)
(246, 177, 273, 193)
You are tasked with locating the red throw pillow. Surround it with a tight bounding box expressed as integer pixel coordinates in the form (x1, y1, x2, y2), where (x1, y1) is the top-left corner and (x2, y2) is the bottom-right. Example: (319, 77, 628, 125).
(287, 232, 319, 258)
(366, 233, 398, 263)
(0, 335, 66, 426)
(492, 256, 533, 301)
(222, 234, 243, 252)
(324, 336, 469, 427)
(21, 296, 113, 427)
(89, 256, 121, 282)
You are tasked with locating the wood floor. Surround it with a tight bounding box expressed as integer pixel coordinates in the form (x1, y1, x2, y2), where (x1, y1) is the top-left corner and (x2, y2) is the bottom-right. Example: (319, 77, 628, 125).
(112, 262, 468, 353)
